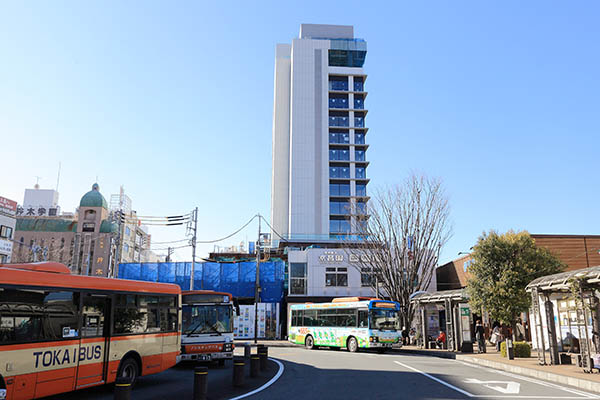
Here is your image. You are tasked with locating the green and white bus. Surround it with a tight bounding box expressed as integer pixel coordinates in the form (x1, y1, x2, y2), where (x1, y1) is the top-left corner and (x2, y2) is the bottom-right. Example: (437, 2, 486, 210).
(288, 297, 402, 352)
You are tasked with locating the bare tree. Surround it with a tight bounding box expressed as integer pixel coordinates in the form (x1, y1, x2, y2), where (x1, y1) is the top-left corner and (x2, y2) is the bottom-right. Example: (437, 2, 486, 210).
(348, 174, 452, 328)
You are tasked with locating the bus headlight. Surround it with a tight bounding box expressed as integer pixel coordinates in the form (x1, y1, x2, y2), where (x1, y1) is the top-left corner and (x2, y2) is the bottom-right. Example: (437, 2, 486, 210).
(369, 336, 378, 342)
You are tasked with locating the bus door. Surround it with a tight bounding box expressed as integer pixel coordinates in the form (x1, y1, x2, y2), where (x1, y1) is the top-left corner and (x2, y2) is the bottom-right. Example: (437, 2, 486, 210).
(76, 294, 110, 389)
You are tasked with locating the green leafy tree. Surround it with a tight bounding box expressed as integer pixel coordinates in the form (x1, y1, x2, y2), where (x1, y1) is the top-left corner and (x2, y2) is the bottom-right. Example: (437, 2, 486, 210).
(466, 230, 564, 338)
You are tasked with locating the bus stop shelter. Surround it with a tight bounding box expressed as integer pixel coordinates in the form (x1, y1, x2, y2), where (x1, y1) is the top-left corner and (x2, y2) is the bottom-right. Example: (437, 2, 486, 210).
(411, 289, 472, 352)
(526, 265, 600, 371)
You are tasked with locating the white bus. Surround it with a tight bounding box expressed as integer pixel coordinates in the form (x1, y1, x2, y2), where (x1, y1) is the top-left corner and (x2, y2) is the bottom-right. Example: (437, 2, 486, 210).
(178, 290, 235, 366)
(289, 297, 402, 353)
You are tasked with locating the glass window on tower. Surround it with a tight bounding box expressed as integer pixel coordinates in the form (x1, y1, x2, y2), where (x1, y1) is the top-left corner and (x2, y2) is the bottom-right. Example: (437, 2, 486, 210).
(329, 149, 350, 161)
(330, 201, 350, 215)
(354, 115, 365, 128)
(355, 167, 366, 179)
(355, 150, 366, 161)
(356, 201, 367, 215)
(354, 95, 364, 109)
(354, 77, 364, 92)
(330, 183, 350, 197)
(329, 166, 350, 179)
(329, 94, 349, 109)
(356, 184, 367, 197)
(329, 76, 348, 91)
(355, 132, 365, 144)
(329, 131, 349, 144)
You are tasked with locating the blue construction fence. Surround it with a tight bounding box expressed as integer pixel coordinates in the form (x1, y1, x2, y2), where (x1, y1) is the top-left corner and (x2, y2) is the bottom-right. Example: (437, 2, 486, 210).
(117, 261, 285, 303)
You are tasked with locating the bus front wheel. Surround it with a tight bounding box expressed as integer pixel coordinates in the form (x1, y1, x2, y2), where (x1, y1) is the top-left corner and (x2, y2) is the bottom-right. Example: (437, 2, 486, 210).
(347, 337, 358, 353)
(305, 335, 315, 350)
(117, 357, 140, 387)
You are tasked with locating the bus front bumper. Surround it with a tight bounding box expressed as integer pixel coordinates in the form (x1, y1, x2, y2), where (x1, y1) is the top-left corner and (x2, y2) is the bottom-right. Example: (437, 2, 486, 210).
(177, 352, 233, 363)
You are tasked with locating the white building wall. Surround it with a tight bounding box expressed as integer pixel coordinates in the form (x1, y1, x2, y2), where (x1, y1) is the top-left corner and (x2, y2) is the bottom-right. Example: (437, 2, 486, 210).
(288, 248, 376, 298)
(288, 38, 330, 237)
(271, 44, 292, 237)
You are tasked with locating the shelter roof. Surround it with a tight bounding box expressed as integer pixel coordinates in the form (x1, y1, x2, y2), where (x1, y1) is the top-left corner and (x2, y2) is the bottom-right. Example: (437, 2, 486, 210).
(410, 288, 468, 304)
(526, 265, 600, 292)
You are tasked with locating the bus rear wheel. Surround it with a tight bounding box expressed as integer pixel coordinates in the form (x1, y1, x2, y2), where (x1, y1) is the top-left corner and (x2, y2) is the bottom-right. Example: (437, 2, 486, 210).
(117, 357, 140, 387)
(305, 335, 315, 350)
(347, 337, 358, 353)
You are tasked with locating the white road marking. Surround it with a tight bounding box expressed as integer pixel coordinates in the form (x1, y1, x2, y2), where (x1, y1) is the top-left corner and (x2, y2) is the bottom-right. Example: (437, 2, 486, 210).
(464, 378, 521, 394)
(394, 358, 597, 399)
(228, 358, 285, 400)
(455, 360, 600, 399)
(393, 360, 475, 397)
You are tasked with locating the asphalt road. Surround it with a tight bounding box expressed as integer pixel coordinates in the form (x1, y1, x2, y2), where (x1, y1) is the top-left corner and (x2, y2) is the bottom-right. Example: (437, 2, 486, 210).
(43, 359, 279, 400)
(42, 346, 600, 399)
(252, 346, 600, 400)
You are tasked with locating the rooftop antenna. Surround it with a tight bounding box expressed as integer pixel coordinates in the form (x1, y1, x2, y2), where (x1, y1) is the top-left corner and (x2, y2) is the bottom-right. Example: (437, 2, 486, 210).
(56, 162, 61, 192)
(34, 176, 42, 189)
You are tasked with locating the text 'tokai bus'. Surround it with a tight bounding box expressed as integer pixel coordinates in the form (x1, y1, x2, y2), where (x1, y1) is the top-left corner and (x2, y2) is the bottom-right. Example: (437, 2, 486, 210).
(288, 297, 402, 352)
(179, 290, 235, 365)
(0, 262, 181, 400)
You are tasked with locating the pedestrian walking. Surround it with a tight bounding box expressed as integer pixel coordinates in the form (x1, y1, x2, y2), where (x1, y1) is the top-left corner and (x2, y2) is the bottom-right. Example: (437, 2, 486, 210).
(516, 319, 526, 341)
(402, 326, 409, 345)
(490, 323, 502, 351)
(475, 320, 486, 353)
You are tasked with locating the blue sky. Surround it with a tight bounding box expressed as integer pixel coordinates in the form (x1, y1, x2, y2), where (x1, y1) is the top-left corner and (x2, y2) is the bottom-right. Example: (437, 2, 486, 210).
(1, 1, 598, 262)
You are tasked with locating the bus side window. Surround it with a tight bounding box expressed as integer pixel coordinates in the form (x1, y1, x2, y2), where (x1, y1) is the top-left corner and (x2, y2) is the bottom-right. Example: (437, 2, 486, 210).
(358, 310, 368, 328)
(291, 310, 297, 327)
(81, 294, 107, 337)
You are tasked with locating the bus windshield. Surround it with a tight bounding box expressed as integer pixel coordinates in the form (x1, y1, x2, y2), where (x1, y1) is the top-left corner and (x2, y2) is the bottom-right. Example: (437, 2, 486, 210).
(182, 304, 233, 335)
(370, 309, 400, 331)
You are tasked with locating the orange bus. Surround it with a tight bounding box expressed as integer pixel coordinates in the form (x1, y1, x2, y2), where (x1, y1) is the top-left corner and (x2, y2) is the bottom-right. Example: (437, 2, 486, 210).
(0, 262, 181, 400)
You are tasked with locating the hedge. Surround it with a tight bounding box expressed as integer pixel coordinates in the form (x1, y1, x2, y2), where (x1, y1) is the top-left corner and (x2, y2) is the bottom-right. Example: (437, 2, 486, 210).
(500, 341, 531, 358)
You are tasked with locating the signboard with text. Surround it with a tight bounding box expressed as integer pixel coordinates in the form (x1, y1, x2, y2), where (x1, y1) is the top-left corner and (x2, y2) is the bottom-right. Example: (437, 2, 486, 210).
(0, 196, 17, 216)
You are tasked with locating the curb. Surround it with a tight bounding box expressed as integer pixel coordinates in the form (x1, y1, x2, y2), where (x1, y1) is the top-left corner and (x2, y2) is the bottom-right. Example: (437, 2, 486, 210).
(397, 349, 457, 359)
(456, 355, 600, 394)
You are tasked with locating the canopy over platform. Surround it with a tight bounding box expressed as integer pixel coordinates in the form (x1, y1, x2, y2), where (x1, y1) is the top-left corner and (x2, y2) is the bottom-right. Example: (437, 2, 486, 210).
(526, 265, 600, 292)
(410, 289, 468, 304)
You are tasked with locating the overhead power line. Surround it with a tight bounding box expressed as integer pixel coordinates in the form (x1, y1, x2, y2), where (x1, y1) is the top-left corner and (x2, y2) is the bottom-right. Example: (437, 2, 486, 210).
(259, 215, 288, 242)
(195, 214, 259, 244)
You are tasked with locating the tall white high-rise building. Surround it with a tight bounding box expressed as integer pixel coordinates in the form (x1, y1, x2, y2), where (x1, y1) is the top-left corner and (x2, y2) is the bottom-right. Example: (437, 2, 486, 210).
(271, 24, 369, 242)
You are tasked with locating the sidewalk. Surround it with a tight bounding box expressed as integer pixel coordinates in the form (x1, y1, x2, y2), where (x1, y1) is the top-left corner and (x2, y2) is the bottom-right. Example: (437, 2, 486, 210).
(400, 345, 600, 393)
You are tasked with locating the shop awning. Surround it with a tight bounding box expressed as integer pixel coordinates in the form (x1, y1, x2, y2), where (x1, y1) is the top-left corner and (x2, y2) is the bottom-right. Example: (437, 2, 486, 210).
(410, 288, 468, 304)
(526, 265, 600, 292)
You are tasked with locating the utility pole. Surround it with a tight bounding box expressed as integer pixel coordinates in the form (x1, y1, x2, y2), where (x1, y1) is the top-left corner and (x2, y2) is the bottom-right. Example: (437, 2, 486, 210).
(189, 207, 198, 290)
(254, 214, 261, 344)
(166, 247, 174, 262)
(111, 210, 124, 278)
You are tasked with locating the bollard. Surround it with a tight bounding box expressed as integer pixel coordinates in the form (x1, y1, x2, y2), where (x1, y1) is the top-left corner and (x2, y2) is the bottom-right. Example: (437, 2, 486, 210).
(233, 356, 245, 387)
(193, 366, 208, 400)
(258, 346, 268, 371)
(250, 355, 260, 378)
(114, 377, 132, 400)
(244, 343, 251, 359)
(506, 339, 515, 360)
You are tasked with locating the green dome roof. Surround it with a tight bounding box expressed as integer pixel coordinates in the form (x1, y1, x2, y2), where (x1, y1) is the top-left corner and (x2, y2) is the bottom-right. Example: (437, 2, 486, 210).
(80, 183, 108, 209)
